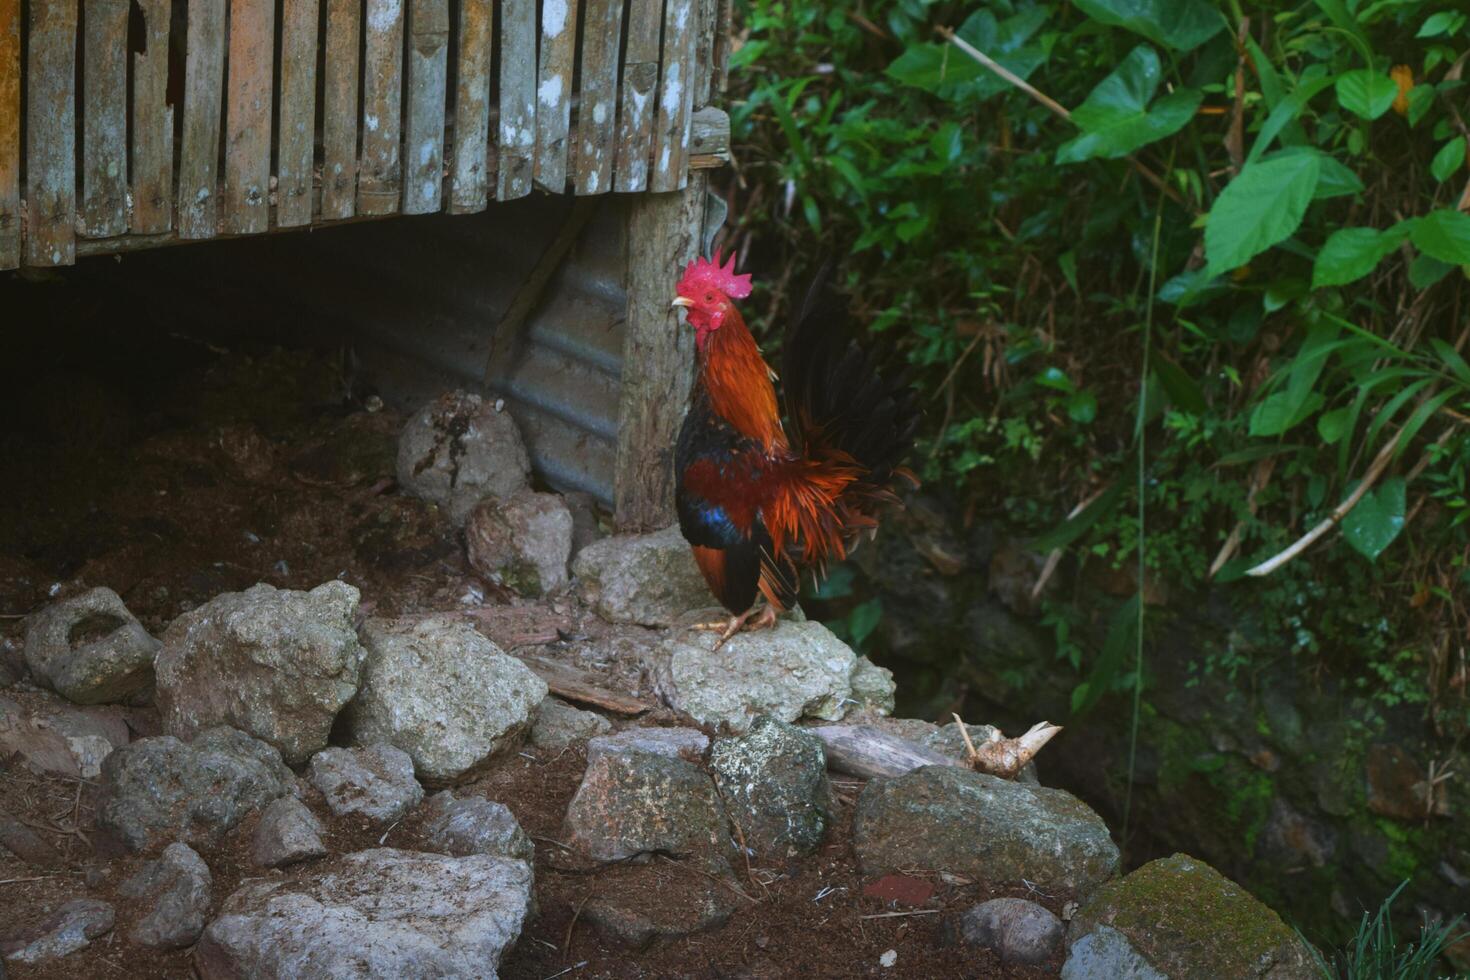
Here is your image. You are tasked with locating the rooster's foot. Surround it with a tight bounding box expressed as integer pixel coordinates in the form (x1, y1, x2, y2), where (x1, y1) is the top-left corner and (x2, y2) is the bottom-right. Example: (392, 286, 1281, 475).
(694, 604, 779, 651)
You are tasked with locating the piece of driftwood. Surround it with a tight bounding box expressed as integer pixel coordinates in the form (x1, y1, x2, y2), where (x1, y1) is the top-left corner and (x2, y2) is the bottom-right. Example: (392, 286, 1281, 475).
(359, 0, 405, 214)
(277, 0, 321, 227)
(650, 0, 696, 192)
(612, 0, 662, 191)
(448, 0, 492, 213)
(25, 0, 77, 267)
(176, 0, 226, 239)
(320, 0, 361, 219)
(131, 0, 174, 233)
(403, 0, 449, 214)
(572, 0, 624, 195)
(533, 0, 579, 191)
(0, 0, 18, 268)
(496, 0, 535, 199)
(515, 654, 650, 715)
(223, 0, 273, 234)
(810, 725, 967, 779)
(81, 0, 128, 237)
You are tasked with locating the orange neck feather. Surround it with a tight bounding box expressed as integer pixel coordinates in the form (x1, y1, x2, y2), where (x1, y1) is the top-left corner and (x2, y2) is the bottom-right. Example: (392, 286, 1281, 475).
(698, 307, 787, 452)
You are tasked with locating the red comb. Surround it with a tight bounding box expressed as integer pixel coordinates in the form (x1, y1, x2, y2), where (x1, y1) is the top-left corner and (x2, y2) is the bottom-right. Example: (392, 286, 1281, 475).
(677, 249, 753, 300)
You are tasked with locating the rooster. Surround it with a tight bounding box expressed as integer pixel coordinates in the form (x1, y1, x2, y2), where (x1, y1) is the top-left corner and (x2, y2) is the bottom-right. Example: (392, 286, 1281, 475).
(672, 253, 920, 646)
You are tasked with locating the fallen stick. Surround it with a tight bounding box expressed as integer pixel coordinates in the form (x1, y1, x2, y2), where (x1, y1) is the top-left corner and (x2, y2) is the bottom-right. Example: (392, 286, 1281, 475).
(515, 654, 651, 716)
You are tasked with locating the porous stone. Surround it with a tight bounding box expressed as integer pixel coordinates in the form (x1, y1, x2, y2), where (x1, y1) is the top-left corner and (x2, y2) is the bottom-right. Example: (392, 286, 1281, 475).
(3, 899, 115, 964)
(421, 791, 534, 863)
(465, 490, 574, 596)
(308, 745, 424, 824)
(100, 727, 296, 853)
(346, 617, 547, 785)
(118, 842, 213, 949)
(572, 525, 712, 626)
(23, 588, 159, 704)
(530, 697, 611, 751)
(847, 657, 897, 716)
(958, 897, 1065, 967)
(709, 715, 832, 858)
(155, 581, 365, 765)
(853, 766, 1118, 899)
(197, 849, 532, 979)
(585, 726, 709, 766)
(252, 797, 327, 868)
(396, 390, 532, 525)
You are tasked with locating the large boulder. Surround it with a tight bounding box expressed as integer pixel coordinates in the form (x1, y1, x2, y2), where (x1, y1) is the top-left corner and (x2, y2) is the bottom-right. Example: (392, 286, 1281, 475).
(307, 745, 424, 824)
(99, 727, 296, 853)
(465, 491, 574, 597)
(396, 390, 531, 525)
(572, 525, 711, 626)
(345, 617, 547, 785)
(853, 766, 1119, 899)
(155, 582, 365, 765)
(1061, 854, 1317, 980)
(118, 842, 213, 949)
(197, 848, 533, 979)
(652, 619, 858, 733)
(709, 715, 832, 858)
(23, 588, 159, 704)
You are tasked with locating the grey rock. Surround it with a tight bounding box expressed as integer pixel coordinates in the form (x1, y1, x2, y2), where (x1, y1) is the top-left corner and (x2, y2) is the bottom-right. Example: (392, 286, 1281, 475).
(346, 617, 547, 785)
(565, 749, 731, 868)
(1260, 798, 1336, 869)
(197, 848, 532, 980)
(1062, 925, 1167, 980)
(652, 619, 857, 733)
(586, 726, 709, 766)
(465, 490, 574, 597)
(422, 791, 534, 863)
(119, 842, 213, 949)
(584, 871, 736, 947)
(0, 694, 130, 779)
(573, 525, 711, 626)
(847, 657, 896, 716)
(854, 766, 1118, 899)
(252, 797, 327, 868)
(3, 899, 115, 964)
(155, 581, 365, 765)
(396, 390, 532, 525)
(23, 588, 159, 704)
(710, 715, 831, 858)
(959, 898, 1064, 967)
(530, 697, 611, 751)
(100, 727, 296, 853)
(308, 744, 424, 823)
(562, 490, 605, 559)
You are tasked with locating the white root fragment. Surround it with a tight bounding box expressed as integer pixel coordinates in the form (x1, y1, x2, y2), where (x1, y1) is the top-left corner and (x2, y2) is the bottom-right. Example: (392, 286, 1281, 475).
(953, 714, 1063, 780)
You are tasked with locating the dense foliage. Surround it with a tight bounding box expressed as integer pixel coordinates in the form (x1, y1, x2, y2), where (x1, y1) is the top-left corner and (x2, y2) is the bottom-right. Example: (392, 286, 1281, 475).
(724, 0, 1470, 737)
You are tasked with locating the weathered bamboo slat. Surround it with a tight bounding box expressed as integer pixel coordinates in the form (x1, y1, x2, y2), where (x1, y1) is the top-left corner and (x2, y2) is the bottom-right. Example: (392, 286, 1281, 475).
(132, 0, 174, 233)
(532, 0, 579, 192)
(0, 0, 17, 268)
(497, 0, 536, 200)
(223, 0, 274, 234)
(613, 0, 662, 192)
(177, 0, 227, 239)
(572, 0, 623, 195)
(321, 0, 361, 220)
(651, 0, 695, 193)
(25, 0, 77, 266)
(448, 0, 493, 213)
(277, 0, 321, 227)
(359, 0, 406, 214)
(403, 0, 449, 214)
(81, 0, 128, 238)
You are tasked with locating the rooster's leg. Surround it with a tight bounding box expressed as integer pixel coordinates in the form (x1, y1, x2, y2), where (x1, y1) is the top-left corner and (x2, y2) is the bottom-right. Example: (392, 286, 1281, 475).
(706, 603, 780, 650)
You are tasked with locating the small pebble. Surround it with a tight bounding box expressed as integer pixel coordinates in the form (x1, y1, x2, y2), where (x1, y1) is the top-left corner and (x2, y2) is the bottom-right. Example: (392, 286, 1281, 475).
(273, 559, 290, 576)
(364, 395, 384, 413)
(879, 949, 897, 968)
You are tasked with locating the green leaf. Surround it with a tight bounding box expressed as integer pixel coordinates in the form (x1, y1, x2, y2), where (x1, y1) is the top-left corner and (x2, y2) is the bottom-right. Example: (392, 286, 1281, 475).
(1408, 83, 1437, 126)
(1250, 391, 1325, 436)
(1031, 477, 1126, 552)
(1409, 254, 1455, 289)
(1036, 366, 1076, 392)
(1073, 0, 1225, 52)
(1418, 11, 1464, 37)
(886, 9, 1048, 101)
(1318, 406, 1351, 444)
(1068, 390, 1099, 424)
(1431, 138, 1465, 182)
(1072, 594, 1141, 716)
(1335, 70, 1398, 120)
(1204, 153, 1321, 275)
(1430, 337, 1470, 387)
(1343, 477, 1406, 562)
(1056, 45, 1202, 163)
(1410, 208, 1470, 264)
(1246, 73, 1336, 165)
(1150, 351, 1207, 414)
(1312, 226, 1407, 288)
(846, 598, 883, 648)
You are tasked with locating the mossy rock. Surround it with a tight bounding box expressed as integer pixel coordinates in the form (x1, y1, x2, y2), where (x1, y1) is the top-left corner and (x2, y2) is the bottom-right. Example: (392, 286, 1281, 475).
(1064, 853, 1317, 979)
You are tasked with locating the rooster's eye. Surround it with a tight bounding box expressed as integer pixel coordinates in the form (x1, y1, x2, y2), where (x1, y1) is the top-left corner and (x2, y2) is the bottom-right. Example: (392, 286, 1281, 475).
(704, 292, 715, 303)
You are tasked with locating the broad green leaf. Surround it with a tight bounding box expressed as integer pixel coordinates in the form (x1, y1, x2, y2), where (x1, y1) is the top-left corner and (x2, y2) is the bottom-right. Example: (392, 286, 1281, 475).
(1317, 406, 1351, 443)
(846, 598, 883, 648)
(1335, 70, 1398, 120)
(1150, 351, 1207, 414)
(1418, 11, 1464, 37)
(1205, 154, 1321, 275)
(1068, 391, 1098, 424)
(1408, 83, 1437, 126)
(1343, 477, 1406, 561)
(1073, 0, 1224, 52)
(1410, 208, 1470, 264)
(1036, 366, 1076, 392)
(1260, 147, 1361, 199)
(1409, 254, 1455, 288)
(1246, 72, 1336, 165)
(1431, 138, 1465, 182)
(1056, 45, 1202, 163)
(1312, 226, 1407, 288)
(1249, 390, 1325, 436)
(886, 8, 1048, 101)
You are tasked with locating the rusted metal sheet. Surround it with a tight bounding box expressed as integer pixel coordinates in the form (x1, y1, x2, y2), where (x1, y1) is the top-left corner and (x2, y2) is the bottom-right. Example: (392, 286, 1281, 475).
(533, 0, 579, 192)
(278, 0, 321, 227)
(321, 0, 361, 220)
(25, 0, 77, 267)
(572, 0, 623, 195)
(497, 0, 535, 200)
(81, 0, 129, 237)
(613, 0, 661, 192)
(223, 0, 274, 234)
(449, 0, 493, 213)
(651, 0, 696, 193)
(177, 0, 226, 239)
(404, 0, 449, 214)
(132, 0, 174, 233)
(359, 0, 405, 214)
(0, 0, 17, 268)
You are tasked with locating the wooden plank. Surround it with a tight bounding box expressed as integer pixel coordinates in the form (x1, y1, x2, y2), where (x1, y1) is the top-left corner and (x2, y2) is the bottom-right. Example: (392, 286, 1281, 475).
(688, 105, 729, 170)
(223, 0, 274, 234)
(496, 0, 535, 200)
(321, 0, 361, 220)
(571, 0, 622, 195)
(81, 0, 129, 238)
(448, 0, 492, 213)
(532, 0, 578, 192)
(403, 0, 449, 214)
(177, 0, 227, 239)
(650, 0, 695, 192)
(277, 0, 321, 227)
(0, 0, 17, 267)
(25, 0, 78, 266)
(515, 655, 650, 715)
(612, 0, 661, 192)
(132, 0, 174, 233)
(359, 0, 406, 214)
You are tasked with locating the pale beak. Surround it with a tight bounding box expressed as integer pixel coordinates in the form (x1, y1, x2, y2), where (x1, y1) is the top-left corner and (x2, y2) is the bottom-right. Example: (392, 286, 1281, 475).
(671, 296, 694, 309)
